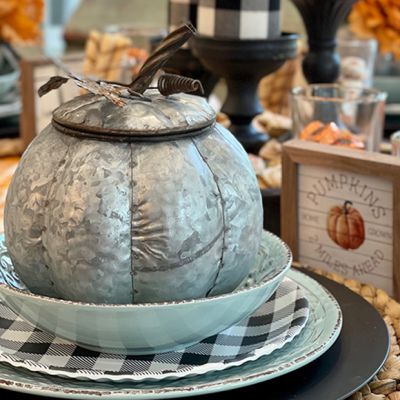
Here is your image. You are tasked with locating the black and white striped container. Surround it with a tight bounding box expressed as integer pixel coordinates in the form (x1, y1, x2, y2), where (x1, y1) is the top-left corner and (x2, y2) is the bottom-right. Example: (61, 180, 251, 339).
(197, 0, 280, 40)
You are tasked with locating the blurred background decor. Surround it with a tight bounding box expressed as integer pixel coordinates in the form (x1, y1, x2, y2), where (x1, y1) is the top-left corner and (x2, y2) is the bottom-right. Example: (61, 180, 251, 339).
(0, 0, 45, 156)
(348, 0, 400, 130)
(349, 0, 400, 61)
(63, 0, 166, 49)
(0, 0, 43, 44)
(191, 0, 298, 154)
(337, 36, 378, 88)
(83, 30, 132, 82)
(259, 57, 301, 117)
(19, 52, 82, 146)
(290, 0, 358, 84)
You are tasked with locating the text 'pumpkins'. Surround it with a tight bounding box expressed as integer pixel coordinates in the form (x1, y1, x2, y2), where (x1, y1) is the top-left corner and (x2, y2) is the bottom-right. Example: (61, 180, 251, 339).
(4, 92, 263, 304)
(327, 200, 365, 250)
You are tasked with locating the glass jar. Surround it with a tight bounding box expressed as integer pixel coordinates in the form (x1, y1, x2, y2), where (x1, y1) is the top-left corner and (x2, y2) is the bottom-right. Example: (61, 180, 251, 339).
(337, 37, 377, 88)
(291, 84, 387, 152)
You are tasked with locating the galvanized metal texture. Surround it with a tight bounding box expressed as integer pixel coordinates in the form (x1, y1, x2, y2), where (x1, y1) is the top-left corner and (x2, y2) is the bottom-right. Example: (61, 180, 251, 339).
(52, 92, 216, 140)
(4, 94, 262, 304)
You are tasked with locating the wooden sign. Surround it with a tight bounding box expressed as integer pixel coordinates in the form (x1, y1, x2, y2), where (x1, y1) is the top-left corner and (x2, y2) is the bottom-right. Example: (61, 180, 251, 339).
(281, 139, 400, 298)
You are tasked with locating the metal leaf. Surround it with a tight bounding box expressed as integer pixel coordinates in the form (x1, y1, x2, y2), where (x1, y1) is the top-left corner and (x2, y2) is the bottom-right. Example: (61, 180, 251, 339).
(39, 59, 127, 107)
(129, 24, 195, 94)
(37, 25, 197, 107)
(38, 76, 69, 97)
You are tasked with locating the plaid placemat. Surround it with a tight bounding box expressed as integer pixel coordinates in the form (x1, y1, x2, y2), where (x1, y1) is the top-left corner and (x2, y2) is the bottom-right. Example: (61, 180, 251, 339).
(0, 277, 308, 382)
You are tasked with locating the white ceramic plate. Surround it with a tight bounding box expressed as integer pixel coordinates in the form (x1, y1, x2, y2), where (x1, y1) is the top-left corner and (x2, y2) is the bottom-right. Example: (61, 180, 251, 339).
(0, 269, 342, 399)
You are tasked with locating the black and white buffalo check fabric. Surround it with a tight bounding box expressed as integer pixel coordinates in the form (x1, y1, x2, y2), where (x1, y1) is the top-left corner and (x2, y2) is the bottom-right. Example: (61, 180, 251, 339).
(197, 0, 281, 39)
(0, 278, 308, 382)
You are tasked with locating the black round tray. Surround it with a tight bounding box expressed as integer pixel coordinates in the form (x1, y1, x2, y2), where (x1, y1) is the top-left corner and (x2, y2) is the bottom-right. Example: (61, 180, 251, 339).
(205, 270, 390, 400)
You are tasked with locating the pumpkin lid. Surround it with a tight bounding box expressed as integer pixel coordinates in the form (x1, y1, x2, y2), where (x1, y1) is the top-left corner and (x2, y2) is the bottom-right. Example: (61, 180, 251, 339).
(52, 91, 215, 142)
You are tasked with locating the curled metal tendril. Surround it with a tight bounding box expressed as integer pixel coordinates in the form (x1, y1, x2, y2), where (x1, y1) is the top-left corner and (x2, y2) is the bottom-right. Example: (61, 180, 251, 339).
(157, 74, 204, 96)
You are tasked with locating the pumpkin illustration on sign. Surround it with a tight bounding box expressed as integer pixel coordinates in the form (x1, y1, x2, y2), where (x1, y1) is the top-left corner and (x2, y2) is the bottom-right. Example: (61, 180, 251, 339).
(327, 201, 365, 250)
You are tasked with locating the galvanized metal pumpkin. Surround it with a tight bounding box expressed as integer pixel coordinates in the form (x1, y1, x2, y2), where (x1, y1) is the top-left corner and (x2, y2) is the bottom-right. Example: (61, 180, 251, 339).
(4, 92, 263, 304)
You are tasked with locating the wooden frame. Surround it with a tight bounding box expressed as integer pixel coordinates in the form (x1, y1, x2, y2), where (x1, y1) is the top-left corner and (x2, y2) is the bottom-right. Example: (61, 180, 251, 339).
(281, 139, 400, 299)
(20, 53, 83, 149)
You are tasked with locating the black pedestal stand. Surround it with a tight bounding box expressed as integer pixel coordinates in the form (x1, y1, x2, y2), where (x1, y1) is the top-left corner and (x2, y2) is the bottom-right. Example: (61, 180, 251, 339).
(191, 33, 298, 153)
(290, 0, 357, 84)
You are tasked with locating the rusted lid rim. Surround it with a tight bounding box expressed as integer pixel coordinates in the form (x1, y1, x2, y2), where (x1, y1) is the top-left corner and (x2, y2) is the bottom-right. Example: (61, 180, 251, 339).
(52, 119, 214, 142)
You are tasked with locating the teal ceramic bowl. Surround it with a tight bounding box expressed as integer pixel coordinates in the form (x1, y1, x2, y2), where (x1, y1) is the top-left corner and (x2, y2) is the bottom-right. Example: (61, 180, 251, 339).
(0, 231, 292, 355)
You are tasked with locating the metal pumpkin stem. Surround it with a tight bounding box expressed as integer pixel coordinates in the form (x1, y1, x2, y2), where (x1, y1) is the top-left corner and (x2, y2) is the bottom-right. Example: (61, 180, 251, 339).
(129, 24, 195, 95)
